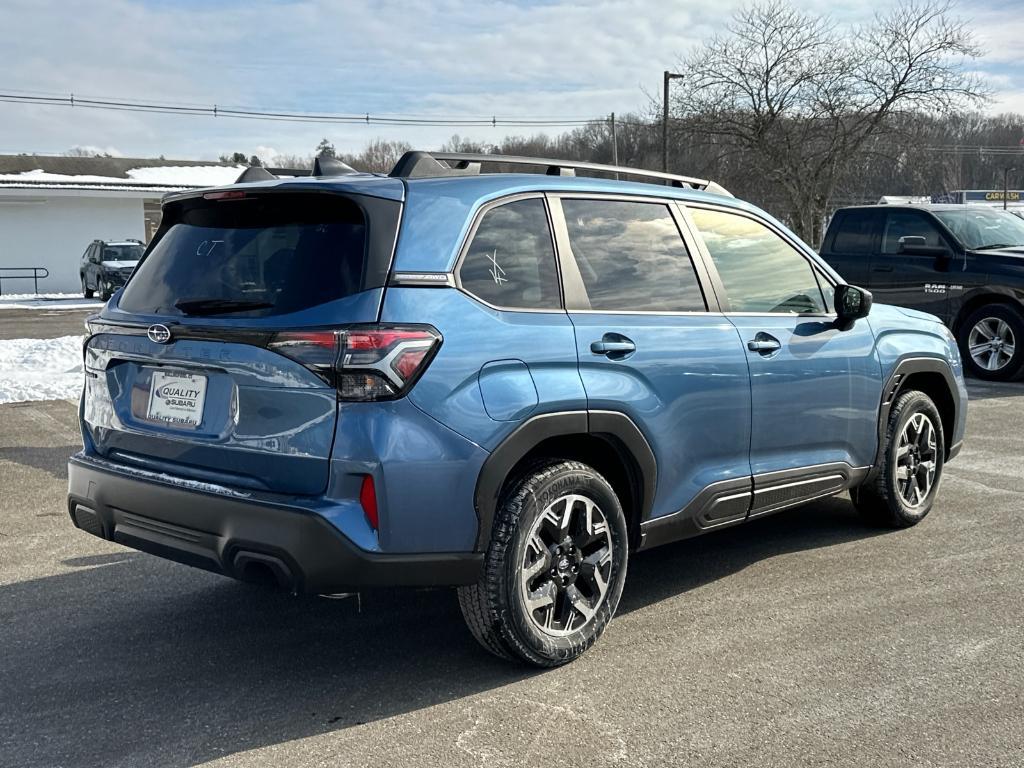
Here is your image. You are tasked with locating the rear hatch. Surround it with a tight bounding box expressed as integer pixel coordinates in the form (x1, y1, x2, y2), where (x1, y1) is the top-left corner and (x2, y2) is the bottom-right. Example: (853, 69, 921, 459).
(83, 185, 402, 495)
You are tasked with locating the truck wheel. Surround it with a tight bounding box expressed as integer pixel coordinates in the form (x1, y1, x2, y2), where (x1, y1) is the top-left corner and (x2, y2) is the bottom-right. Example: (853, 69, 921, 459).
(958, 304, 1024, 381)
(458, 460, 628, 667)
(81, 277, 94, 299)
(852, 390, 945, 528)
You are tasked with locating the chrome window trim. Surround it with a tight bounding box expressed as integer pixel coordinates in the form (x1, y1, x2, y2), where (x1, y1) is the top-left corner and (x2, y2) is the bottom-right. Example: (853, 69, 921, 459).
(565, 309, 726, 317)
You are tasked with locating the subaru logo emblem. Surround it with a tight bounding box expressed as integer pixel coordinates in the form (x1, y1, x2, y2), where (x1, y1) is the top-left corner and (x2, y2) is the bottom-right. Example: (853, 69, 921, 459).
(147, 324, 172, 344)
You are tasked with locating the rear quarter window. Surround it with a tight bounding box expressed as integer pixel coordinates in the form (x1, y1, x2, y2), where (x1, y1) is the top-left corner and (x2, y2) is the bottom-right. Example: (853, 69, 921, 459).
(119, 193, 371, 317)
(457, 197, 561, 310)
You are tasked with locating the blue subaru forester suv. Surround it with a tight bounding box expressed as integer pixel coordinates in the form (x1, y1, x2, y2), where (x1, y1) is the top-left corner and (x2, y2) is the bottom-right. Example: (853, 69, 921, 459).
(68, 152, 967, 666)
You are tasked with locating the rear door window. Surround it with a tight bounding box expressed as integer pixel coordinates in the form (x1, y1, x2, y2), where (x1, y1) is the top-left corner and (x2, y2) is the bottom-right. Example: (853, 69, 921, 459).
(119, 194, 368, 317)
(560, 198, 706, 312)
(458, 197, 561, 310)
(831, 211, 878, 254)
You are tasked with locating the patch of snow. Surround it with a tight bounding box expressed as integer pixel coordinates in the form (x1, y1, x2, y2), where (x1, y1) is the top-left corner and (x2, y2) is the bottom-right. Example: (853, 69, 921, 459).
(0, 335, 85, 404)
(0, 293, 104, 310)
(0, 169, 131, 184)
(126, 165, 244, 186)
(0, 165, 244, 188)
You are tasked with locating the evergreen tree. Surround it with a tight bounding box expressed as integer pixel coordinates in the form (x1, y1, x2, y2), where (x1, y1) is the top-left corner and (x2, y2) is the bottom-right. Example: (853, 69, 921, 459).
(315, 138, 337, 158)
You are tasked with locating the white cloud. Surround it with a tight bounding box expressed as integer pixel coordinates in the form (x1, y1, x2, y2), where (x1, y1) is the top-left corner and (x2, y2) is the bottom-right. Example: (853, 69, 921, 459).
(0, 0, 1019, 159)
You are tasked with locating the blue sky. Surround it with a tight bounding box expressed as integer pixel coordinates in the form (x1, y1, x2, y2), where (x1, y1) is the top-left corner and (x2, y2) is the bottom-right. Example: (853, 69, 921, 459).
(1, 0, 1021, 162)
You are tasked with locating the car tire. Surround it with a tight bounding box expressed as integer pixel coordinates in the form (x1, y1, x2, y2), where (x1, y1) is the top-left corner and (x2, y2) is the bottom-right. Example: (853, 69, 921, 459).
(82, 277, 94, 299)
(852, 390, 945, 528)
(458, 460, 628, 667)
(100, 284, 113, 302)
(957, 304, 1024, 381)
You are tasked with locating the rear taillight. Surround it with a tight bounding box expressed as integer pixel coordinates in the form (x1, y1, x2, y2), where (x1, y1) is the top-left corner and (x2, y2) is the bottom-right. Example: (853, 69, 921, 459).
(267, 331, 340, 383)
(267, 325, 441, 401)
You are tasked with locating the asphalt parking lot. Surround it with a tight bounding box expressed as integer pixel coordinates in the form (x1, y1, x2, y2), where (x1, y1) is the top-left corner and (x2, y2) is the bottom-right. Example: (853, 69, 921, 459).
(0, 307, 93, 340)
(1, 320, 1022, 767)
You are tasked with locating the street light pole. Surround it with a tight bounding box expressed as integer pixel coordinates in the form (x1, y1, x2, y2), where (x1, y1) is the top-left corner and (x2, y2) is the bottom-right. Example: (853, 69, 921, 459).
(662, 71, 684, 173)
(1004, 166, 1015, 211)
(609, 112, 619, 178)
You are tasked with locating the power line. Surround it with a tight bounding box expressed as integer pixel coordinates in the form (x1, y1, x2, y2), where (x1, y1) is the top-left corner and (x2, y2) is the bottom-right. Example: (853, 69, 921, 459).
(0, 90, 652, 129)
(2, 88, 1018, 151)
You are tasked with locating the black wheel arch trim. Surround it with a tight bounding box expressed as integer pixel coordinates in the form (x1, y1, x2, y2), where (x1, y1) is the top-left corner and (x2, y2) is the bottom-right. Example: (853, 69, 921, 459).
(952, 287, 1024, 334)
(871, 356, 961, 475)
(473, 410, 657, 551)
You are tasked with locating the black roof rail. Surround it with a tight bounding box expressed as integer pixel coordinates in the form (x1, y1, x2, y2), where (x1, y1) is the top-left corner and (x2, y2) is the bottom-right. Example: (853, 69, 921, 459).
(389, 151, 732, 196)
(234, 155, 361, 185)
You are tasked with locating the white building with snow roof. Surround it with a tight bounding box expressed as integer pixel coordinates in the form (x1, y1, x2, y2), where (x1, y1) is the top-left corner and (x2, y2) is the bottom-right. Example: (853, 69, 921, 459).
(0, 155, 243, 293)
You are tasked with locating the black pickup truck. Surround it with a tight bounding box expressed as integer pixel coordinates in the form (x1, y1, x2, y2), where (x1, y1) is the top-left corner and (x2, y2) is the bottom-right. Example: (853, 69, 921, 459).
(820, 204, 1024, 381)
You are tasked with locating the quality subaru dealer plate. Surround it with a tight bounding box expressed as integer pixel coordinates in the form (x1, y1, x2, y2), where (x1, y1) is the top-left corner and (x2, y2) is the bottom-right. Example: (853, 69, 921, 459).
(147, 370, 208, 428)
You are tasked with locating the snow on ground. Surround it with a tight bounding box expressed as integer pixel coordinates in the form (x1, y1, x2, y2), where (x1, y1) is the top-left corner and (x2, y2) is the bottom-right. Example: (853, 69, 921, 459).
(0, 293, 104, 310)
(0, 335, 85, 404)
(0, 165, 245, 187)
(126, 165, 244, 186)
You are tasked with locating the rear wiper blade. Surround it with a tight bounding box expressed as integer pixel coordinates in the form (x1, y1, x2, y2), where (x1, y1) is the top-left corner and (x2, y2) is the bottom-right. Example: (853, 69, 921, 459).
(173, 298, 274, 315)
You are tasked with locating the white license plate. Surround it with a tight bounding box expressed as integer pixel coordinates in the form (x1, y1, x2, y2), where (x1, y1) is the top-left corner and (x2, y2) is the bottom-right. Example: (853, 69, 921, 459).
(147, 370, 208, 428)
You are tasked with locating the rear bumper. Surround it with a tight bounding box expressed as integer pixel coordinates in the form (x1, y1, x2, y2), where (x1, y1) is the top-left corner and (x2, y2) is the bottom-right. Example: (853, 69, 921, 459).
(67, 455, 482, 593)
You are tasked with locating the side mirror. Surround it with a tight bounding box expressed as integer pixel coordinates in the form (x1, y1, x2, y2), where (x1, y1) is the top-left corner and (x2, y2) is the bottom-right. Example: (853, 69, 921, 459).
(835, 284, 872, 330)
(897, 235, 927, 252)
(898, 235, 950, 258)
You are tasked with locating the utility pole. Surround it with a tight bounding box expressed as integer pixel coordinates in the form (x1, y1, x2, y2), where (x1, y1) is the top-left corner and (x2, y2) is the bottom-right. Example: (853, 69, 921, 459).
(610, 112, 619, 178)
(662, 71, 684, 173)
(1004, 167, 1015, 211)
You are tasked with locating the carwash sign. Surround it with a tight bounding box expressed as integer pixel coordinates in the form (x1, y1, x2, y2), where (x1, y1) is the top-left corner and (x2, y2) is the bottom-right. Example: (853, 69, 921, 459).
(961, 190, 1024, 203)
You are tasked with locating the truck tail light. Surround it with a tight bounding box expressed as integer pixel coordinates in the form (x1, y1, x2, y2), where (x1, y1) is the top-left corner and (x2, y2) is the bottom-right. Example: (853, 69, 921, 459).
(267, 325, 441, 401)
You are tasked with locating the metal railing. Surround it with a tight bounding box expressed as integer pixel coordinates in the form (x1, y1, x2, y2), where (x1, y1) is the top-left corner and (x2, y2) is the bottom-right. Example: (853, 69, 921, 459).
(0, 267, 50, 295)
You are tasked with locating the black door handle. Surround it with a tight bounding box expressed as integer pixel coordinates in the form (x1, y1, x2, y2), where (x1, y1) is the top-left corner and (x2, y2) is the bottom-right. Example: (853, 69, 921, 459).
(872, 265, 894, 273)
(747, 332, 781, 356)
(591, 333, 636, 359)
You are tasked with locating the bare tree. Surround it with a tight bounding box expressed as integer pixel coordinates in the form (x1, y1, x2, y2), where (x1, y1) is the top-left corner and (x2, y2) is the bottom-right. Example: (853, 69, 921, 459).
(269, 153, 313, 170)
(342, 139, 413, 173)
(673, 0, 987, 243)
(65, 146, 112, 158)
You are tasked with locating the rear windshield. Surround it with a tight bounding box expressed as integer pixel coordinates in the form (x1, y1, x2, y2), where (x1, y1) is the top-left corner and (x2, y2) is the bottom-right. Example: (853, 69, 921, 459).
(119, 193, 367, 317)
(102, 244, 144, 262)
